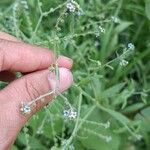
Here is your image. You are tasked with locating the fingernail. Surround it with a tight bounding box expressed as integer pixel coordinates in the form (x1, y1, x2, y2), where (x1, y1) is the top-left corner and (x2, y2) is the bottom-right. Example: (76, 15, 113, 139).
(48, 68, 73, 92)
(57, 56, 73, 69)
(60, 55, 73, 63)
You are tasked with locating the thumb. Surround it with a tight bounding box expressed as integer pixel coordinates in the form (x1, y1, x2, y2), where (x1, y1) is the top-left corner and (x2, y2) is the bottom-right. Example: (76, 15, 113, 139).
(0, 67, 73, 146)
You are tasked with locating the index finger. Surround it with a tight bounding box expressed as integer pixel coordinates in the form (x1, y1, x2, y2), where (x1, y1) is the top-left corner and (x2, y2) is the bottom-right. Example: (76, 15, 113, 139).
(0, 39, 55, 72)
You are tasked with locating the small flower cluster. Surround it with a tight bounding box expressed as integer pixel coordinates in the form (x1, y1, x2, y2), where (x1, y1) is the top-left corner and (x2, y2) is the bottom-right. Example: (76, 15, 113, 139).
(103, 121, 110, 129)
(66, 2, 76, 12)
(20, 102, 31, 114)
(128, 43, 135, 50)
(111, 16, 120, 23)
(63, 108, 77, 120)
(99, 26, 105, 33)
(95, 26, 105, 37)
(119, 43, 135, 67)
(21, 0, 29, 10)
(37, 129, 44, 134)
(66, 0, 83, 16)
(119, 59, 129, 67)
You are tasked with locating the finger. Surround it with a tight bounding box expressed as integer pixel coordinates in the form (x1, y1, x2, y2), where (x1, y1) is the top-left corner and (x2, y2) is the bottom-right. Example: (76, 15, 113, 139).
(0, 31, 20, 42)
(0, 39, 73, 73)
(0, 55, 73, 82)
(0, 32, 73, 70)
(0, 67, 73, 144)
(20, 55, 73, 76)
(0, 39, 55, 72)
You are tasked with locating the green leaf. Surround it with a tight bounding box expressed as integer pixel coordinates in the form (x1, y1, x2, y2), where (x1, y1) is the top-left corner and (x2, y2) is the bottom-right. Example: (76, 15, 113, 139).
(0, 0, 14, 4)
(29, 137, 47, 150)
(43, 117, 63, 139)
(135, 107, 150, 132)
(101, 83, 125, 99)
(112, 89, 134, 108)
(100, 106, 130, 124)
(80, 131, 120, 150)
(114, 22, 133, 33)
(29, 109, 46, 135)
(122, 103, 145, 114)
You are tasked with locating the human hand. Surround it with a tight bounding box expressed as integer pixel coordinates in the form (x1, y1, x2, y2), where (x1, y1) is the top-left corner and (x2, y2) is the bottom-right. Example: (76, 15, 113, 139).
(0, 32, 73, 149)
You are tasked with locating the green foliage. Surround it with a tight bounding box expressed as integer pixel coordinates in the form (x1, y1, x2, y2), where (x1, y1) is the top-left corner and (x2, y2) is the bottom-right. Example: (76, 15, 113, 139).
(0, 0, 150, 150)
(145, 0, 150, 20)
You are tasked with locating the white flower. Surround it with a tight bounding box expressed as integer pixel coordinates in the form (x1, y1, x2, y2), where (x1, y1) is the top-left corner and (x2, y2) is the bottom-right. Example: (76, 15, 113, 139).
(20, 102, 31, 114)
(119, 59, 129, 67)
(37, 129, 43, 134)
(99, 26, 105, 33)
(128, 43, 135, 50)
(63, 109, 77, 120)
(104, 121, 110, 129)
(111, 16, 120, 23)
(63, 110, 69, 117)
(66, 2, 76, 12)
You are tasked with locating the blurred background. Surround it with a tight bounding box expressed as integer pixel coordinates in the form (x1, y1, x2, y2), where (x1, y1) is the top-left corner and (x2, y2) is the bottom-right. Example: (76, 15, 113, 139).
(0, 0, 150, 150)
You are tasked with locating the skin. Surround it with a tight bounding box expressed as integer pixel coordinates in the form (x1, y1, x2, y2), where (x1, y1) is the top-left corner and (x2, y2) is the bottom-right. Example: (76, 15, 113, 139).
(0, 32, 73, 150)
